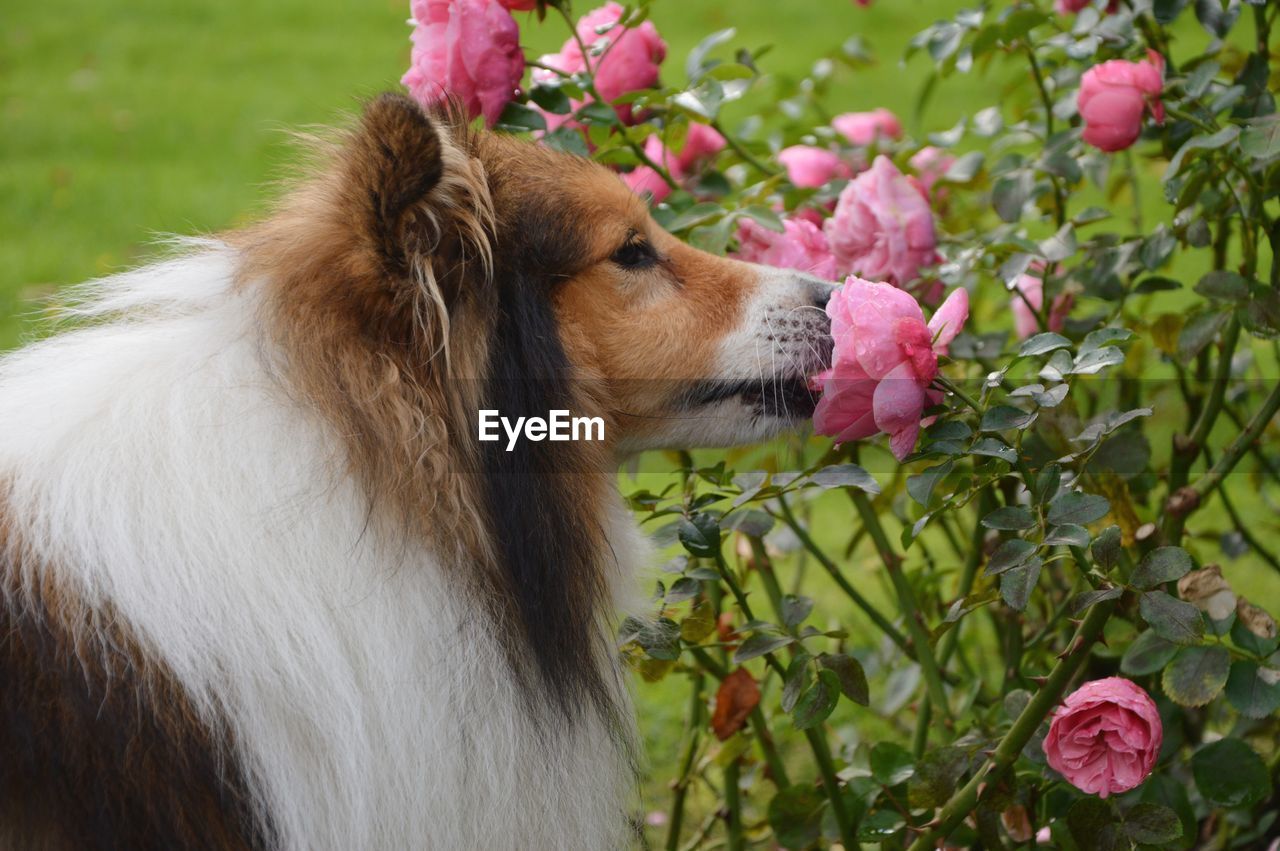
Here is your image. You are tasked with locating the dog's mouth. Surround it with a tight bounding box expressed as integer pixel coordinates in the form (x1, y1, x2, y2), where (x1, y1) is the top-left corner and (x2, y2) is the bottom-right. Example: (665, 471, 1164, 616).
(683, 375, 822, 420)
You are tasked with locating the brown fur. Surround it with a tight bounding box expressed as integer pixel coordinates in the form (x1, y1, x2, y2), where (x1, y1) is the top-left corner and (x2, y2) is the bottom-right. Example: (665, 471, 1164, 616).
(0, 498, 268, 850)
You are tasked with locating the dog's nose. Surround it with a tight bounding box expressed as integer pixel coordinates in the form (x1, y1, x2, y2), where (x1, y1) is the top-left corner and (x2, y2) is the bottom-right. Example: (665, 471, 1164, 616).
(807, 279, 836, 310)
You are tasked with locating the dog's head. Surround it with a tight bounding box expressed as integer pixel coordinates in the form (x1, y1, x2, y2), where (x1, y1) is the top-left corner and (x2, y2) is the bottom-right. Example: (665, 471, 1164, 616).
(241, 94, 833, 711)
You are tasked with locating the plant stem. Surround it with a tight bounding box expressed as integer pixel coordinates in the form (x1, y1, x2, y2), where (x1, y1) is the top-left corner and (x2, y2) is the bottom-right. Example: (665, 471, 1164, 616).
(711, 118, 777, 176)
(906, 600, 1116, 851)
(806, 726, 862, 851)
(666, 670, 706, 851)
(723, 757, 743, 851)
(849, 490, 953, 725)
(775, 494, 913, 656)
(1024, 45, 1066, 228)
(1187, 379, 1280, 504)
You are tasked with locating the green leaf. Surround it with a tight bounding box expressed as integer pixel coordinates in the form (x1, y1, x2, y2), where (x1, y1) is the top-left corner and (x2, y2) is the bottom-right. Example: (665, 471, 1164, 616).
(907, 460, 953, 507)
(1121, 629, 1180, 676)
(621, 616, 682, 660)
(1163, 125, 1240, 181)
(542, 125, 591, 157)
(1048, 492, 1111, 526)
(1122, 803, 1183, 844)
(981, 506, 1037, 531)
(1071, 346, 1125, 375)
(494, 102, 548, 133)
(1162, 645, 1229, 707)
(970, 438, 1017, 463)
(1141, 590, 1205, 645)
(992, 172, 1033, 223)
(943, 151, 984, 183)
(1131, 546, 1194, 590)
(1240, 115, 1280, 160)
(1070, 587, 1123, 615)
(1067, 797, 1122, 851)
(908, 746, 968, 808)
(678, 514, 721, 557)
(987, 539, 1037, 575)
(792, 667, 839, 729)
(870, 742, 915, 787)
(809, 463, 880, 493)
(1045, 524, 1091, 548)
(980, 405, 1037, 432)
(1192, 738, 1272, 808)
(781, 594, 814, 629)
(818, 653, 869, 706)
(767, 785, 824, 850)
(1225, 660, 1280, 718)
(1091, 525, 1123, 570)
(780, 652, 812, 713)
(663, 202, 725, 233)
(686, 27, 737, 81)
(1178, 309, 1230, 364)
(1018, 332, 1072, 357)
(1195, 270, 1251, 303)
(733, 632, 794, 663)
(738, 204, 785, 233)
(1000, 558, 1042, 611)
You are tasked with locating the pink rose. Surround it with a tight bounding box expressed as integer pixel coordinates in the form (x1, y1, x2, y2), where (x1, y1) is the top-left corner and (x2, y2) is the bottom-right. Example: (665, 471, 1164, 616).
(624, 135, 682, 202)
(401, 0, 525, 127)
(1043, 677, 1162, 798)
(832, 109, 903, 146)
(498, 0, 537, 9)
(733, 217, 839, 281)
(825, 155, 939, 288)
(537, 2, 666, 125)
(813, 279, 968, 460)
(1078, 51, 1165, 152)
(1056, 0, 1119, 12)
(1012, 272, 1075, 339)
(677, 123, 726, 173)
(778, 146, 854, 189)
(909, 146, 956, 196)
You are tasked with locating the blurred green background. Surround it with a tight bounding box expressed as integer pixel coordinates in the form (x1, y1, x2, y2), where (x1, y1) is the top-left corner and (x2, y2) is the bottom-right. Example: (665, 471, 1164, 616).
(0, 0, 997, 349)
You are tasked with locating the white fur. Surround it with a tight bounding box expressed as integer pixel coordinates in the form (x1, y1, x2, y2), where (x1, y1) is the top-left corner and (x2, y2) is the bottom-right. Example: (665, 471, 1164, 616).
(0, 243, 644, 850)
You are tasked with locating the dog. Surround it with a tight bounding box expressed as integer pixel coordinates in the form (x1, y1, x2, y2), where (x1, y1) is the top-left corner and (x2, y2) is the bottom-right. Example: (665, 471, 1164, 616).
(0, 94, 832, 850)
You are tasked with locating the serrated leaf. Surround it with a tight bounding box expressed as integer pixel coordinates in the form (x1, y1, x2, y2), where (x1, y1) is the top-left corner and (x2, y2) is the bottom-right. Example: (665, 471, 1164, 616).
(1178, 310, 1230, 363)
(1225, 661, 1280, 718)
(1091, 525, 1123, 570)
(767, 785, 824, 850)
(970, 437, 1017, 463)
(870, 742, 915, 787)
(1141, 590, 1205, 645)
(1000, 558, 1042, 611)
(1045, 524, 1091, 547)
(982, 506, 1037, 531)
(818, 653, 869, 706)
(1192, 738, 1271, 807)
(678, 514, 721, 557)
(1162, 645, 1229, 707)
(1122, 803, 1182, 844)
(1019, 332, 1072, 357)
(781, 594, 814, 629)
(809, 463, 880, 493)
(1068, 797, 1122, 851)
(1121, 628, 1180, 676)
(907, 460, 953, 506)
(1195, 270, 1251, 303)
(1048, 492, 1111, 526)
(1241, 115, 1280, 160)
(1071, 346, 1125, 375)
(792, 668, 839, 729)
(1071, 587, 1123, 615)
(987, 539, 1037, 575)
(733, 632, 794, 663)
(980, 405, 1037, 432)
(1131, 546, 1194, 589)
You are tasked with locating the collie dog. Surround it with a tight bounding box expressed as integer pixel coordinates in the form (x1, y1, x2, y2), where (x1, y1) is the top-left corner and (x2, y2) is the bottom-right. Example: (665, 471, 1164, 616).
(0, 94, 832, 850)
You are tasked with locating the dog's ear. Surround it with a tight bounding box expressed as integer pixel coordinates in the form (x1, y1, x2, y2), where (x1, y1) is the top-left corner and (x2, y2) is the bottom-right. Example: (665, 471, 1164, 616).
(342, 94, 493, 304)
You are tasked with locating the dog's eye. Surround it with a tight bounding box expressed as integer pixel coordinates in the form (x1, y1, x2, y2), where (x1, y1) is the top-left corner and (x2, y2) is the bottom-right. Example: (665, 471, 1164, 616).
(610, 236, 658, 270)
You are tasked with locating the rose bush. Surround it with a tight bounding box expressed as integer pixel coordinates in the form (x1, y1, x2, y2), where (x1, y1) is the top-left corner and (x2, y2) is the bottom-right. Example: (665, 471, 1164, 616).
(406, 1, 1278, 848)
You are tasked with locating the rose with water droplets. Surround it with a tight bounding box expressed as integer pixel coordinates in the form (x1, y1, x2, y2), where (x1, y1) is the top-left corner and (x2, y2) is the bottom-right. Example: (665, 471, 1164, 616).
(1043, 677, 1162, 798)
(812, 278, 967, 460)
(401, 0, 525, 126)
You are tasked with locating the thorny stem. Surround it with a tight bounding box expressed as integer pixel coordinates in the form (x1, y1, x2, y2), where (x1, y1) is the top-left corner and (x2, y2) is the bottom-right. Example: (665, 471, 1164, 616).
(849, 490, 953, 725)
(1025, 45, 1066, 229)
(906, 600, 1116, 851)
(665, 670, 705, 851)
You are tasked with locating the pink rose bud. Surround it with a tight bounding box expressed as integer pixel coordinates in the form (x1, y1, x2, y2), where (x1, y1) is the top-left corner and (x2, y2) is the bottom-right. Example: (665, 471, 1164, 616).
(908, 146, 956, 196)
(832, 108, 903, 146)
(733, 217, 839, 281)
(1011, 272, 1075, 339)
(677, 124, 726, 173)
(1056, 0, 1119, 12)
(623, 135, 683, 203)
(825, 155, 939, 288)
(813, 278, 967, 460)
(1043, 677, 1163, 799)
(401, 0, 525, 127)
(1078, 51, 1165, 152)
(777, 145, 854, 189)
(538, 2, 666, 126)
